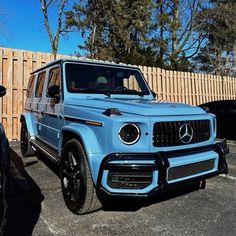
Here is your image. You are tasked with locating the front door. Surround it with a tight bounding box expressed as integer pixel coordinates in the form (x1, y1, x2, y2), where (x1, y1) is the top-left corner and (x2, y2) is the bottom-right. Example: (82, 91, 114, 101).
(38, 66, 63, 149)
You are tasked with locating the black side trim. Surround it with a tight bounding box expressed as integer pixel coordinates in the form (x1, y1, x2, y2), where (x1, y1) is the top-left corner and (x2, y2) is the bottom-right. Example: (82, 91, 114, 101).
(64, 116, 103, 127)
(41, 111, 58, 118)
(31, 137, 59, 164)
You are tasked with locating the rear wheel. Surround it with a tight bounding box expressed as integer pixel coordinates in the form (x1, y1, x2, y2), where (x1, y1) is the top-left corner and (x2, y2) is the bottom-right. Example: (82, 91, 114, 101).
(60, 139, 102, 214)
(20, 120, 35, 157)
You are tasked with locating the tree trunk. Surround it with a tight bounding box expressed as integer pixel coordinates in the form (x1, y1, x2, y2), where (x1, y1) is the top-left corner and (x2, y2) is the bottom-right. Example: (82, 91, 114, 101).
(171, 0, 179, 69)
(215, 49, 221, 76)
(159, 0, 164, 65)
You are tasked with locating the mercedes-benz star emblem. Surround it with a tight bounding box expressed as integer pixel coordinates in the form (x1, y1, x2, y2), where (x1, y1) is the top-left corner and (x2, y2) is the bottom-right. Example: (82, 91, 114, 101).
(179, 123, 193, 144)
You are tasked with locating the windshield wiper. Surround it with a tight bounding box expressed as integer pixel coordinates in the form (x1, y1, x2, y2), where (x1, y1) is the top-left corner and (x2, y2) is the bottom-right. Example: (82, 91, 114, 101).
(76, 88, 111, 97)
(114, 89, 145, 97)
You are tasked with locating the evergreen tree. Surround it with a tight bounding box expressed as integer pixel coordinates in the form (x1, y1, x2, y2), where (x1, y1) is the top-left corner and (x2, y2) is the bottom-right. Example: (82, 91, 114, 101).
(65, 0, 154, 65)
(194, 0, 236, 75)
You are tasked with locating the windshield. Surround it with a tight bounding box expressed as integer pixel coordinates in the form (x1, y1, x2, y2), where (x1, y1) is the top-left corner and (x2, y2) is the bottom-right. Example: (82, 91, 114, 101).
(65, 63, 150, 96)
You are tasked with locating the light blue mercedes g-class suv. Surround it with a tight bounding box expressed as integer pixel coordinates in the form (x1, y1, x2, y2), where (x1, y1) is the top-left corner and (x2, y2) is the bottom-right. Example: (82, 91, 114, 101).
(21, 59, 228, 214)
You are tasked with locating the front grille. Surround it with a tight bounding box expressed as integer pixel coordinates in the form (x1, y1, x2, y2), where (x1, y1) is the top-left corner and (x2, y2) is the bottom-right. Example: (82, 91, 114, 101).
(153, 120, 210, 147)
(167, 159, 215, 181)
(107, 170, 152, 189)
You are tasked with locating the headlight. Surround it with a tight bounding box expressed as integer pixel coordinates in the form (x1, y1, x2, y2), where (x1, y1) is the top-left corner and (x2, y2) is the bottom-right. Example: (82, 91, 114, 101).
(119, 123, 140, 145)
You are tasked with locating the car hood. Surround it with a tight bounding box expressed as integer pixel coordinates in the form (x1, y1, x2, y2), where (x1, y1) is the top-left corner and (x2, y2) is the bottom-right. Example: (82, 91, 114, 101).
(65, 97, 205, 116)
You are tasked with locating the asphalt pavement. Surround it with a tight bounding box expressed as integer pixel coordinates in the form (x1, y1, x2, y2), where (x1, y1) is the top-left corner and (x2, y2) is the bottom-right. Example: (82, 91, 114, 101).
(3, 143, 236, 236)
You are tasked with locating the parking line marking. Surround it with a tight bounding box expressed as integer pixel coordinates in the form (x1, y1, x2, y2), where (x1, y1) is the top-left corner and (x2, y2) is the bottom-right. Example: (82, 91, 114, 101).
(220, 174, 236, 181)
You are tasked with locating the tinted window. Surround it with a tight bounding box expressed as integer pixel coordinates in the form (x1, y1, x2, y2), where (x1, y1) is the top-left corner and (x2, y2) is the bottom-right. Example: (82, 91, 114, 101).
(47, 67, 60, 87)
(47, 67, 60, 97)
(27, 75, 35, 98)
(65, 63, 150, 95)
(35, 71, 46, 98)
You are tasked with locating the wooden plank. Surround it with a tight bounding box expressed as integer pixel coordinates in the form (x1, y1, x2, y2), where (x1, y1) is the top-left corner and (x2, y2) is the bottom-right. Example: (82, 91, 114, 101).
(162, 69, 166, 100)
(17, 50, 24, 140)
(6, 49, 13, 140)
(152, 67, 157, 97)
(173, 70, 176, 102)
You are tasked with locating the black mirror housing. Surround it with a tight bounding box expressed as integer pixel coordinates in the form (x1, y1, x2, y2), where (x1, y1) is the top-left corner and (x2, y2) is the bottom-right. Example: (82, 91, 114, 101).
(0, 85, 6, 97)
(152, 91, 156, 99)
(202, 106, 210, 113)
(47, 85, 60, 98)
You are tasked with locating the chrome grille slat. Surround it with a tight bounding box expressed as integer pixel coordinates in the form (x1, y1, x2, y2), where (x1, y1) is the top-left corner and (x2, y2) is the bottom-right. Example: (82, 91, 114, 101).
(107, 171, 153, 189)
(153, 120, 210, 147)
(167, 159, 215, 181)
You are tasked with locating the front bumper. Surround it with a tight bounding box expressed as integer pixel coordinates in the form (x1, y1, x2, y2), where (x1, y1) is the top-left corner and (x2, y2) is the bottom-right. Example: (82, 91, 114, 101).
(97, 141, 229, 197)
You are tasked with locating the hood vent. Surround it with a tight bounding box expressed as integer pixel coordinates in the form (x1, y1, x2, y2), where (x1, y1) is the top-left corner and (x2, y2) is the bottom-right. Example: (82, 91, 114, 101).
(103, 108, 122, 117)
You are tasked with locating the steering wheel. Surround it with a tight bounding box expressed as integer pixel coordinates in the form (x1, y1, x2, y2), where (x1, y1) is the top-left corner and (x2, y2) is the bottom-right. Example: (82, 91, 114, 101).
(115, 86, 128, 90)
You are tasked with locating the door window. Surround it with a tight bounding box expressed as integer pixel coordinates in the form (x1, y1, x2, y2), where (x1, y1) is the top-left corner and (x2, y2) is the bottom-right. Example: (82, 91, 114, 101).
(47, 67, 60, 87)
(27, 75, 35, 98)
(35, 71, 46, 98)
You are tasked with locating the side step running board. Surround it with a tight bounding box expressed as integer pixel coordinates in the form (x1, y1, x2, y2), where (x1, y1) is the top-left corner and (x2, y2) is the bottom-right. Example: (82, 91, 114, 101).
(30, 139, 59, 164)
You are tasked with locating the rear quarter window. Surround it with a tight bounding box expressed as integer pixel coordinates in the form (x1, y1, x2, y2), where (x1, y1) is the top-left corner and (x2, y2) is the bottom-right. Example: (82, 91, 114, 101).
(35, 71, 46, 98)
(27, 75, 35, 98)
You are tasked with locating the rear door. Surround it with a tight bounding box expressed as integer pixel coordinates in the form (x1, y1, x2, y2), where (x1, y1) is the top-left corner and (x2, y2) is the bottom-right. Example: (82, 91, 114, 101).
(32, 71, 46, 137)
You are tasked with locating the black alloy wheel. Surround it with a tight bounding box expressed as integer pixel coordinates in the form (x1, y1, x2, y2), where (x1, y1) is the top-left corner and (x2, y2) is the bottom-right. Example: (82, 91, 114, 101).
(20, 120, 35, 157)
(60, 139, 102, 215)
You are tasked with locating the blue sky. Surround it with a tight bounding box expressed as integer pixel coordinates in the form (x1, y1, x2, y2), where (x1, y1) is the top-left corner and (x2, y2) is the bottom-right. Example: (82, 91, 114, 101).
(0, 0, 83, 55)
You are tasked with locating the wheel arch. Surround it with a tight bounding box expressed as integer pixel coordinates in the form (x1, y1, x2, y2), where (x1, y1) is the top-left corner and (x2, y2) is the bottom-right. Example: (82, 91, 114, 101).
(20, 112, 37, 137)
(60, 124, 102, 157)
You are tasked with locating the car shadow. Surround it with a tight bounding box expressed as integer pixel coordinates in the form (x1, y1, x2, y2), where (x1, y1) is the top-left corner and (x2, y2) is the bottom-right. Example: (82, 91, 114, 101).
(102, 183, 201, 212)
(29, 154, 203, 214)
(6, 146, 204, 218)
(4, 148, 44, 236)
(37, 153, 60, 177)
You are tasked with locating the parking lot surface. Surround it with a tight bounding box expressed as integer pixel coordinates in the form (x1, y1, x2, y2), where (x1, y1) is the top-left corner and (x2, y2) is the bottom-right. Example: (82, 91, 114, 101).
(4, 143, 236, 236)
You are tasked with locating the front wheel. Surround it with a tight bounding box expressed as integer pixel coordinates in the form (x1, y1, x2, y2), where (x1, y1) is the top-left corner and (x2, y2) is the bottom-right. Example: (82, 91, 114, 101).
(60, 139, 102, 214)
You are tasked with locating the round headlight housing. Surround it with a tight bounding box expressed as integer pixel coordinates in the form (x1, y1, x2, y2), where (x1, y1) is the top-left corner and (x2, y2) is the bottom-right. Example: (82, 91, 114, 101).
(119, 123, 140, 145)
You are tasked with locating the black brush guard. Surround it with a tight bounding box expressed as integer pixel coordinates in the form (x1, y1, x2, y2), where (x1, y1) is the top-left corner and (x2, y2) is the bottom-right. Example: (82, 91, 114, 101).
(97, 140, 229, 197)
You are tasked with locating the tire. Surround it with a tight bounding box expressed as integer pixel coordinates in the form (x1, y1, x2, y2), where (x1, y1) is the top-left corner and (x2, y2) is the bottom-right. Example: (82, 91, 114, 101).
(20, 120, 35, 157)
(60, 139, 102, 214)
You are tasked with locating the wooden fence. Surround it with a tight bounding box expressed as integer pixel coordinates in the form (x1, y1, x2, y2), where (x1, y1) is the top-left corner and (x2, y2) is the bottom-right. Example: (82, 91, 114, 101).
(1, 47, 236, 141)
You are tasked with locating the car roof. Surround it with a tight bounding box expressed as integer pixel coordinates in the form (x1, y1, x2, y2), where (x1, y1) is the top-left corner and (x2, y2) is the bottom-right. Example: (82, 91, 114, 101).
(200, 100, 236, 105)
(31, 59, 139, 74)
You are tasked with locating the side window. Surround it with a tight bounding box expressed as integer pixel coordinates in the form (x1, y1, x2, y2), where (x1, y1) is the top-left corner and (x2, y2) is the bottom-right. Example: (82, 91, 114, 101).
(47, 67, 60, 95)
(35, 71, 46, 98)
(27, 75, 35, 98)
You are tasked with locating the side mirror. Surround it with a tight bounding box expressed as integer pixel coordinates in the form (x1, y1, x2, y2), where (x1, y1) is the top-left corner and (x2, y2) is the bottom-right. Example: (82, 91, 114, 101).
(151, 91, 156, 99)
(47, 85, 60, 98)
(0, 85, 6, 97)
(201, 106, 210, 113)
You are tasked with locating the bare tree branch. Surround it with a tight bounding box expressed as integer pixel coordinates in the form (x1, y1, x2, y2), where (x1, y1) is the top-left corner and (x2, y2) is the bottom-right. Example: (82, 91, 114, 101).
(39, 0, 67, 59)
